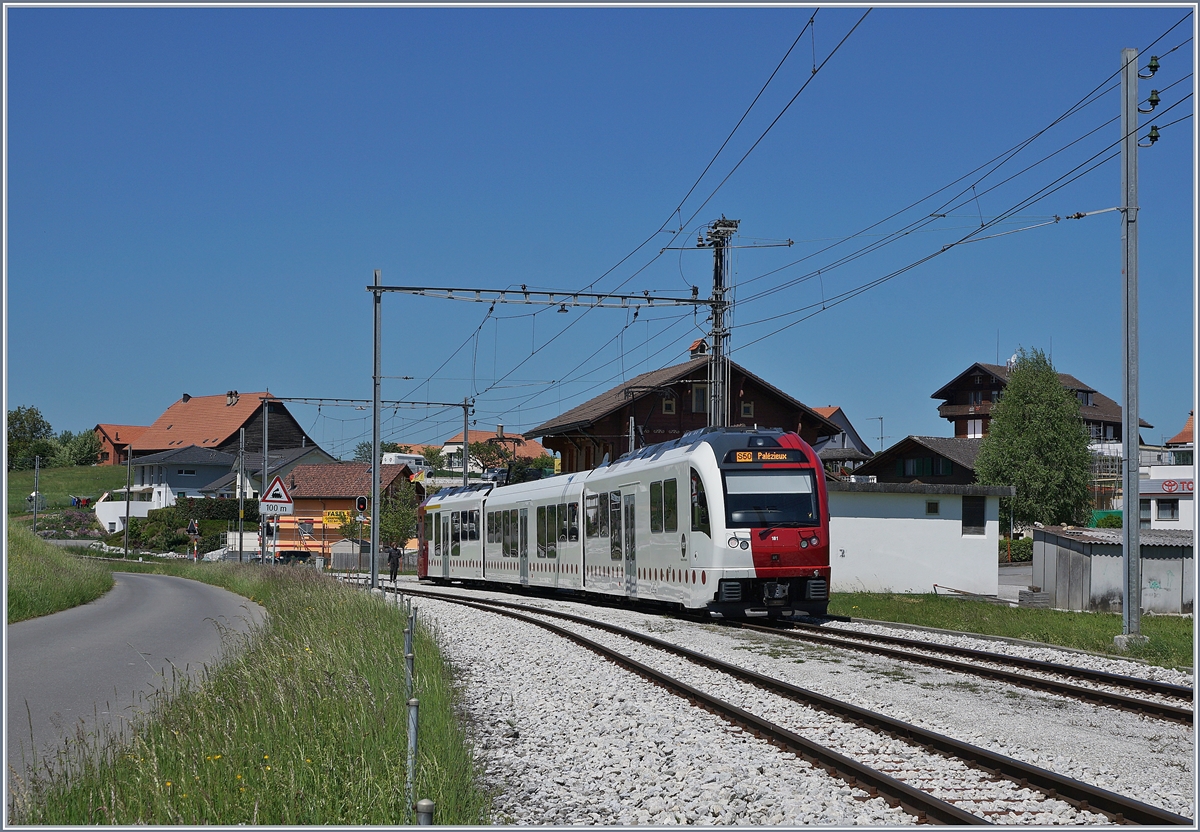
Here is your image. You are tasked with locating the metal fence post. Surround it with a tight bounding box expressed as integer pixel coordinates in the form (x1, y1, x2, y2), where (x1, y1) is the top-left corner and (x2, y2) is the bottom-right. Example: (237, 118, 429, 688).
(407, 698, 419, 805)
(415, 798, 435, 825)
(405, 652, 415, 700)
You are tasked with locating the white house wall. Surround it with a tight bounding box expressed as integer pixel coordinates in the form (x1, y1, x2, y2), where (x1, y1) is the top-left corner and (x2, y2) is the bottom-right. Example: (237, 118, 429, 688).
(94, 501, 153, 534)
(827, 491, 999, 595)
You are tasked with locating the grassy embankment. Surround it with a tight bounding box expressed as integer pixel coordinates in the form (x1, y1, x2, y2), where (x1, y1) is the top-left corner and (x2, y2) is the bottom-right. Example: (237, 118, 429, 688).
(7, 531, 490, 825)
(7, 522, 114, 622)
(829, 592, 1194, 670)
(8, 465, 130, 518)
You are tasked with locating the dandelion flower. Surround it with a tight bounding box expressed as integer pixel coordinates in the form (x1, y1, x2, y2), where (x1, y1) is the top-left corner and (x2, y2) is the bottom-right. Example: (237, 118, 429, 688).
(265, 766, 272, 771)
(165, 781, 173, 788)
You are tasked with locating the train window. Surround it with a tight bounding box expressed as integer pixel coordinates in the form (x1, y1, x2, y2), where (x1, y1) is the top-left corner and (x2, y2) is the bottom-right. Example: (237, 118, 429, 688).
(585, 493, 600, 539)
(510, 510, 518, 555)
(502, 509, 512, 556)
(599, 492, 610, 538)
(664, 478, 678, 533)
(451, 512, 461, 556)
(568, 502, 579, 542)
(433, 512, 441, 558)
(723, 471, 817, 527)
(486, 512, 494, 544)
(650, 481, 664, 533)
(609, 492, 622, 561)
(557, 503, 568, 542)
(547, 504, 558, 559)
(520, 509, 528, 559)
(690, 468, 711, 536)
(468, 510, 480, 541)
(536, 506, 547, 557)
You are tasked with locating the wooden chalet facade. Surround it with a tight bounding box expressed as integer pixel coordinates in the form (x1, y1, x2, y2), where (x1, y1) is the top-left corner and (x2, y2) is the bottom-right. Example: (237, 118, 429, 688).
(525, 349, 841, 474)
(129, 391, 319, 460)
(932, 362, 1151, 441)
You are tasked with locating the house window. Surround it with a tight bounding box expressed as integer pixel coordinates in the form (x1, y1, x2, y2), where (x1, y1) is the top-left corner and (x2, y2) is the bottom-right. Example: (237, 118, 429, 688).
(962, 496, 986, 536)
(692, 384, 708, 414)
(298, 521, 314, 537)
(966, 419, 983, 439)
(1139, 499, 1151, 529)
(903, 457, 932, 477)
(108, 522, 116, 533)
(741, 401, 754, 419)
(926, 500, 940, 516)
(662, 397, 676, 415)
(1157, 499, 1179, 521)
(1088, 423, 1102, 439)
(991, 390, 1001, 402)
(1077, 390, 1094, 406)
(933, 457, 953, 476)
(968, 390, 983, 405)
(178, 469, 196, 476)
(972, 374, 983, 385)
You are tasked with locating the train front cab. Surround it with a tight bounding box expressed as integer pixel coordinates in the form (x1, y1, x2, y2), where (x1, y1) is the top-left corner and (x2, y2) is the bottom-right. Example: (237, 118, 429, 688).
(703, 431, 831, 621)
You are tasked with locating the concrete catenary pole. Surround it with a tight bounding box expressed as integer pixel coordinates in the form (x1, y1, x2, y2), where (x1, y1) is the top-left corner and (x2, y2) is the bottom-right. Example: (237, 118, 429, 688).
(1117, 47, 1145, 648)
(371, 269, 382, 590)
(706, 218, 738, 427)
(262, 396, 270, 563)
(462, 397, 470, 487)
(238, 428, 245, 562)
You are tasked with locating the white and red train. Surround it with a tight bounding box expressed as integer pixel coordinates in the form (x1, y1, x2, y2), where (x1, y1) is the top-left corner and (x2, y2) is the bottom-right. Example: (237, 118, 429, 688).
(417, 426, 830, 620)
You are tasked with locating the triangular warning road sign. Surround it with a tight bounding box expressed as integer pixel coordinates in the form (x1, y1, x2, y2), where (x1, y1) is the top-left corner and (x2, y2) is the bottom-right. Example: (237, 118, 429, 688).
(261, 475, 294, 504)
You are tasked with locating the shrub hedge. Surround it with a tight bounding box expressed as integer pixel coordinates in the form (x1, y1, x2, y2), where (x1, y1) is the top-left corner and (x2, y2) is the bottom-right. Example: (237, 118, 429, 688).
(999, 536, 1033, 562)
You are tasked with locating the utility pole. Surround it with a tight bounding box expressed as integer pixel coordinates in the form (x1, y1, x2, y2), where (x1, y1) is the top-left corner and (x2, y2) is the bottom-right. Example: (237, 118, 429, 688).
(462, 397, 471, 487)
(32, 455, 41, 534)
(371, 269, 382, 589)
(238, 427, 245, 563)
(262, 396, 270, 564)
(701, 218, 739, 427)
(1117, 47, 1148, 649)
(869, 416, 886, 453)
(123, 447, 132, 558)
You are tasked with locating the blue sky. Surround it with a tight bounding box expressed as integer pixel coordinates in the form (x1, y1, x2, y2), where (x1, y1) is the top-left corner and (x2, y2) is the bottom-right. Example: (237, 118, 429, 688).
(5, 5, 1196, 460)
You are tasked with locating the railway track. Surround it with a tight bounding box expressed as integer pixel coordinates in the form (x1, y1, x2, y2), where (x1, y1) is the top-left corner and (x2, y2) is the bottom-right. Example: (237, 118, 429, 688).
(389, 584, 1191, 825)
(727, 620, 1193, 725)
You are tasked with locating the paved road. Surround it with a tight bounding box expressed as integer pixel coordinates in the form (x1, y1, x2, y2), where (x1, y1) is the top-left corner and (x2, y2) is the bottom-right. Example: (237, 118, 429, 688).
(6, 571, 266, 790)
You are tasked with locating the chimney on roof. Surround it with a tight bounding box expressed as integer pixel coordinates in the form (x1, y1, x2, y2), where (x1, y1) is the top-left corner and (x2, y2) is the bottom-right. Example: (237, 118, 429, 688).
(690, 339, 709, 359)
(182, 393, 191, 403)
(497, 424, 504, 437)
(227, 390, 239, 406)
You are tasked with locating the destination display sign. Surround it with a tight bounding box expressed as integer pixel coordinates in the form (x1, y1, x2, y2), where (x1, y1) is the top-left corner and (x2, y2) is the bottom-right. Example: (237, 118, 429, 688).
(723, 448, 808, 465)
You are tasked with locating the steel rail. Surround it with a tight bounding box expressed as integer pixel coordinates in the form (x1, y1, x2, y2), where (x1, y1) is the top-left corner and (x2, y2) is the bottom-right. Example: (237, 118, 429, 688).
(785, 620, 1193, 701)
(728, 621, 1192, 724)
(412, 591, 986, 825)
(394, 585, 1192, 826)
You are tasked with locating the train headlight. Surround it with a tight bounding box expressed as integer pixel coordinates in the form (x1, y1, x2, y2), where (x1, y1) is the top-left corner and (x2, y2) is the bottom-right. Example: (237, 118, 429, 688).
(809, 535, 820, 546)
(800, 538, 808, 548)
(728, 537, 739, 548)
(740, 540, 749, 550)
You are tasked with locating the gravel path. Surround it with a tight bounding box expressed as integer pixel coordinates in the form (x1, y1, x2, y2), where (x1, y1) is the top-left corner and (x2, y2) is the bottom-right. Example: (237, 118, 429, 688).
(383, 580, 1194, 824)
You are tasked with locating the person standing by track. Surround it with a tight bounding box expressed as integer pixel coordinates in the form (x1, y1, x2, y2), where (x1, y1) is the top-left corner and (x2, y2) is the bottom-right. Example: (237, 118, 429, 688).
(387, 547, 400, 583)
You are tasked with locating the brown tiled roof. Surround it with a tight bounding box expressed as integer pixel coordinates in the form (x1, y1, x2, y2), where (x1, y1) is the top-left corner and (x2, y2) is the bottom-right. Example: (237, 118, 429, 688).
(812, 406, 840, 419)
(287, 462, 411, 499)
(1167, 411, 1193, 446)
(853, 436, 983, 477)
(931, 362, 1151, 428)
(95, 424, 148, 444)
(133, 392, 275, 453)
(442, 430, 547, 460)
(524, 357, 839, 439)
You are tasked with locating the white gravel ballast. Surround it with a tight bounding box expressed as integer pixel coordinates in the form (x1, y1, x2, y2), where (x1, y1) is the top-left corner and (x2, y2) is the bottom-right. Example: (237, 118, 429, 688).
(384, 582, 1194, 825)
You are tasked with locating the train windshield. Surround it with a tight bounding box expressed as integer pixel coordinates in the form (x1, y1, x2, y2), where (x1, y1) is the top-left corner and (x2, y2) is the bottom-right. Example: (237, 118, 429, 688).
(723, 470, 818, 527)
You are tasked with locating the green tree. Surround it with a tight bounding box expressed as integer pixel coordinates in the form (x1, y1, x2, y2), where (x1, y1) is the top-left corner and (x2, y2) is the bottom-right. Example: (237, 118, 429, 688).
(469, 441, 508, 471)
(352, 441, 406, 463)
(974, 347, 1094, 527)
(51, 430, 101, 468)
(7, 406, 56, 471)
(422, 446, 445, 471)
(379, 478, 419, 548)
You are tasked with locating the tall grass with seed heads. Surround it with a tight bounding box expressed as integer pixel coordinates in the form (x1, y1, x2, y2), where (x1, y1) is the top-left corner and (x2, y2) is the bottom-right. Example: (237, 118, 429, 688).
(9, 559, 489, 825)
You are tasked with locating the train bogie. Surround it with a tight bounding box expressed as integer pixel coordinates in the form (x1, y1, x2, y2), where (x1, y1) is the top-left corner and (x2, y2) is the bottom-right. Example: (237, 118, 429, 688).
(417, 426, 831, 620)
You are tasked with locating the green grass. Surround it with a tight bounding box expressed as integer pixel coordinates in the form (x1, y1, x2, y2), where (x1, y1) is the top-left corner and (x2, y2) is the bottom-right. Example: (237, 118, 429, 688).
(7, 521, 115, 623)
(7, 547, 490, 825)
(8, 465, 130, 516)
(830, 592, 1194, 670)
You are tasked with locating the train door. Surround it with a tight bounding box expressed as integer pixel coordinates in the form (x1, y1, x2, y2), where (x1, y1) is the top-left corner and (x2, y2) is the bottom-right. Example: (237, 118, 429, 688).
(624, 493, 637, 599)
(519, 506, 530, 587)
(441, 513, 451, 579)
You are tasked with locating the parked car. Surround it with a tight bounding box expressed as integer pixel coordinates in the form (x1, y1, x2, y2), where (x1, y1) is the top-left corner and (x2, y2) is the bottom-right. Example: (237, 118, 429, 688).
(482, 467, 508, 484)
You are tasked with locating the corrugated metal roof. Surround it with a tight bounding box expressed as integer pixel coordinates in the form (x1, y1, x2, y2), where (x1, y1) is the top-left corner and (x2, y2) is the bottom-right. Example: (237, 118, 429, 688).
(1038, 526, 1194, 548)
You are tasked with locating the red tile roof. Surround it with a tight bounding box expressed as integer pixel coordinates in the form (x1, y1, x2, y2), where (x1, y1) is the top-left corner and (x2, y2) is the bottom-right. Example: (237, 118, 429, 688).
(95, 424, 148, 444)
(132, 392, 272, 453)
(442, 430, 547, 460)
(287, 462, 411, 499)
(1167, 411, 1193, 446)
(812, 406, 841, 419)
